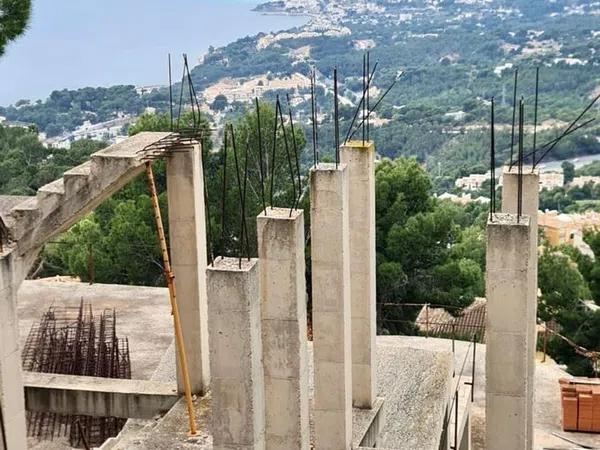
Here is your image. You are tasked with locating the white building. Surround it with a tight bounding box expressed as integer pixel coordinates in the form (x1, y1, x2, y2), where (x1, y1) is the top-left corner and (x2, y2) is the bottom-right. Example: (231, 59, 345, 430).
(455, 173, 489, 191)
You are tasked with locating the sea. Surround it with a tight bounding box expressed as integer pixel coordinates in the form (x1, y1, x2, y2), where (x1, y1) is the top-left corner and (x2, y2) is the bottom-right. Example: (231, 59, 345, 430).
(0, 0, 308, 105)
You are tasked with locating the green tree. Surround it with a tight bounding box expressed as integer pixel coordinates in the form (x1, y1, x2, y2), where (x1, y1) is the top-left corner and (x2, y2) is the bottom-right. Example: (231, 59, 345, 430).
(562, 161, 575, 184)
(211, 94, 228, 112)
(0, 0, 31, 56)
(375, 158, 485, 333)
(538, 248, 589, 321)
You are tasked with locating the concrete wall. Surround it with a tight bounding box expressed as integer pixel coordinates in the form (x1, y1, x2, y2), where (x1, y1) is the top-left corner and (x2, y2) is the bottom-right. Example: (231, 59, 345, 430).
(166, 145, 210, 395)
(0, 251, 29, 450)
(486, 213, 534, 450)
(257, 208, 309, 450)
(207, 257, 265, 450)
(501, 166, 538, 448)
(310, 163, 352, 450)
(341, 142, 376, 409)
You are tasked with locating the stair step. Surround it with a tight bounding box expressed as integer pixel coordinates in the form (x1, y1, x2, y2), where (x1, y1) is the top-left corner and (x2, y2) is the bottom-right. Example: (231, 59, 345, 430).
(63, 161, 91, 195)
(37, 179, 66, 216)
(38, 178, 65, 196)
(8, 197, 41, 239)
(89, 132, 172, 178)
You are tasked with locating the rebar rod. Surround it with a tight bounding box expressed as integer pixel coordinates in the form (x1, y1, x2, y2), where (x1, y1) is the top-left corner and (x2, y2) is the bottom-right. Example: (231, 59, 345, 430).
(532, 67, 539, 166)
(220, 126, 229, 252)
(521, 117, 596, 163)
(231, 125, 248, 267)
(270, 97, 279, 207)
(489, 97, 496, 221)
(334, 67, 340, 168)
(362, 53, 366, 145)
(347, 72, 403, 142)
(344, 61, 378, 144)
(533, 93, 600, 168)
(509, 68, 518, 167)
(367, 51, 371, 141)
(168, 54, 173, 132)
(277, 99, 297, 216)
(517, 99, 524, 222)
(310, 69, 318, 166)
(286, 94, 302, 211)
(255, 98, 267, 214)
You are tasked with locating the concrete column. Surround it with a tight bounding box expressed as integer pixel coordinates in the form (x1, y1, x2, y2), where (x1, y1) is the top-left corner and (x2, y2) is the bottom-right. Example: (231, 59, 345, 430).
(501, 166, 539, 448)
(310, 163, 352, 450)
(486, 213, 534, 450)
(341, 141, 376, 409)
(207, 257, 265, 450)
(166, 144, 210, 395)
(256, 208, 309, 450)
(0, 252, 28, 450)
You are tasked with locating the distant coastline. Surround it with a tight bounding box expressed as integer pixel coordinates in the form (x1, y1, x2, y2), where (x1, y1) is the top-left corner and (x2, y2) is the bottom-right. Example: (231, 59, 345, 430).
(0, 0, 310, 105)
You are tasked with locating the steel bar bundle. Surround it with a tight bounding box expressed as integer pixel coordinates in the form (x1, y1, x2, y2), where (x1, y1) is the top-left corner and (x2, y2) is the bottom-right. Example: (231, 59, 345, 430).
(21, 301, 131, 448)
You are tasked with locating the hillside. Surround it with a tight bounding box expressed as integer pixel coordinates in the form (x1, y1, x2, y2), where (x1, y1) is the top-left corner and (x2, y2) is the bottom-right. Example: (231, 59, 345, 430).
(1, 0, 598, 188)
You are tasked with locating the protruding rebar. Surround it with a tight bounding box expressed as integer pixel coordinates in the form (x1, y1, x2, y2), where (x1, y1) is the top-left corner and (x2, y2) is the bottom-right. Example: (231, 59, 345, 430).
(230, 124, 248, 268)
(509, 68, 518, 167)
(277, 99, 297, 216)
(286, 94, 302, 211)
(532, 67, 539, 167)
(344, 60, 378, 143)
(367, 51, 371, 141)
(176, 59, 186, 131)
(522, 117, 596, 164)
(489, 97, 496, 221)
(533, 93, 600, 168)
(241, 139, 251, 263)
(362, 53, 366, 145)
(255, 98, 267, 214)
(220, 126, 229, 253)
(310, 68, 318, 166)
(168, 54, 173, 132)
(517, 99, 524, 222)
(347, 71, 404, 141)
(334, 67, 340, 168)
(183, 54, 197, 128)
(270, 96, 280, 207)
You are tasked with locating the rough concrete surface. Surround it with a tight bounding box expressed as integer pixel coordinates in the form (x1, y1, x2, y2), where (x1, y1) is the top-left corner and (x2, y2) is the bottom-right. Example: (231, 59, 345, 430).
(398, 336, 600, 450)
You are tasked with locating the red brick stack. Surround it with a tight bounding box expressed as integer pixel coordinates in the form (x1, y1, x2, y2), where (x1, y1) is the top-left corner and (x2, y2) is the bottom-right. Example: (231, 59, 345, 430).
(560, 378, 600, 432)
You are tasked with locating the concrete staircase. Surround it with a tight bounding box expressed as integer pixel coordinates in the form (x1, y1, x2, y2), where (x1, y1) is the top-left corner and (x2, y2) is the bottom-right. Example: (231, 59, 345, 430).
(5, 132, 170, 256)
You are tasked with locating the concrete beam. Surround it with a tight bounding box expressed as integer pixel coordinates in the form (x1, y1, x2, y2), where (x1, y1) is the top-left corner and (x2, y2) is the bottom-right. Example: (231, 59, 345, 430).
(310, 163, 352, 450)
(501, 166, 539, 448)
(257, 208, 310, 450)
(486, 213, 534, 450)
(207, 257, 265, 450)
(341, 141, 377, 409)
(166, 144, 210, 395)
(22, 371, 179, 419)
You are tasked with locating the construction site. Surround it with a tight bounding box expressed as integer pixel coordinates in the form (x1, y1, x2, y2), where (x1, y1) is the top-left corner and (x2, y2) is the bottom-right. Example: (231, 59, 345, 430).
(1, 56, 600, 450)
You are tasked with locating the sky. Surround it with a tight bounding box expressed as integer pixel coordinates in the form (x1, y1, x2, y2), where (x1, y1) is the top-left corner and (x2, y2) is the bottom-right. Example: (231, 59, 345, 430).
(0, 0, 306, 105)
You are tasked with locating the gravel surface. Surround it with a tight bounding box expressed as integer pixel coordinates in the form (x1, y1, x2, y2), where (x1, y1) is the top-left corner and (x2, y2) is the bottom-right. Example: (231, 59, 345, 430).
(395, 336, 600, 450)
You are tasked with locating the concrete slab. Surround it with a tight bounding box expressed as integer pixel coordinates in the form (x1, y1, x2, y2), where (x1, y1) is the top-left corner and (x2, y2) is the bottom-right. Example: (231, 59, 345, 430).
(121, 336, 453, 450)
